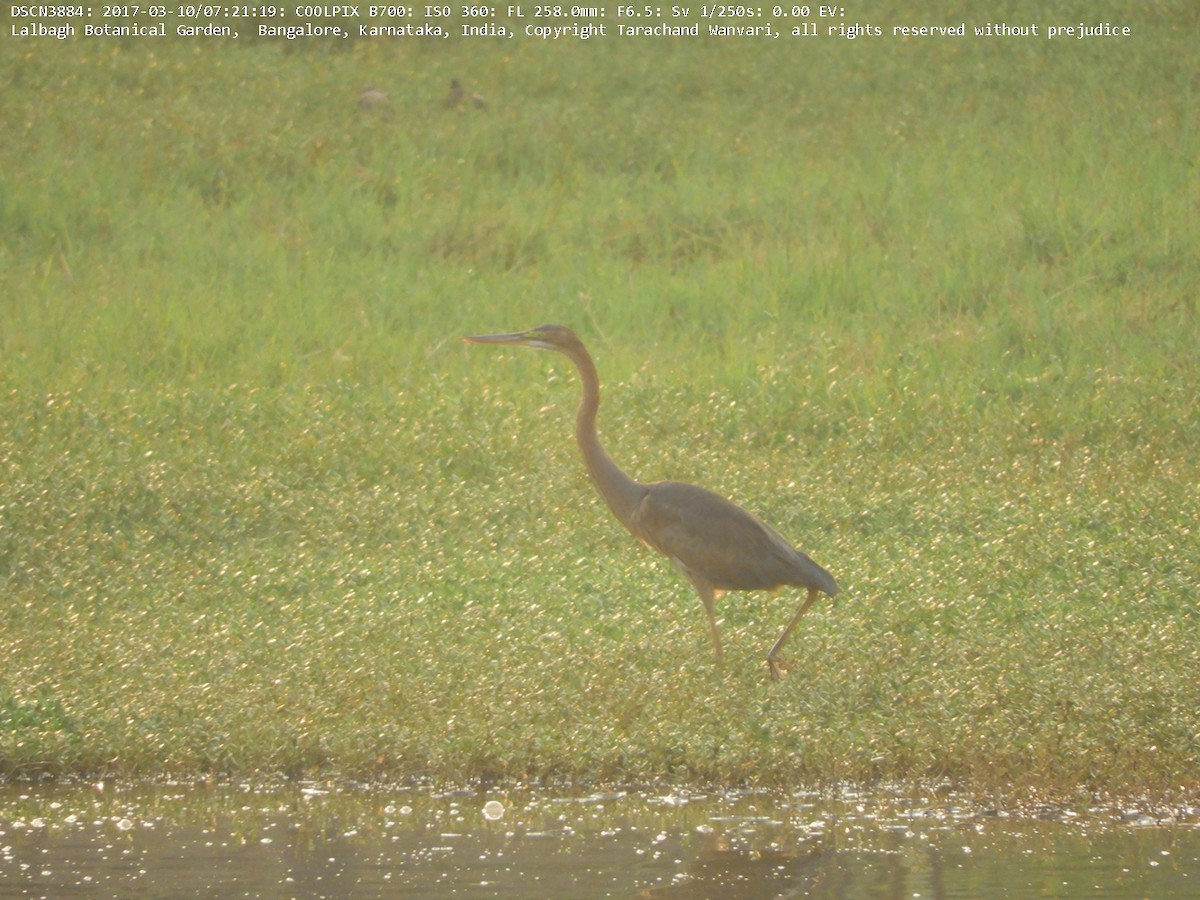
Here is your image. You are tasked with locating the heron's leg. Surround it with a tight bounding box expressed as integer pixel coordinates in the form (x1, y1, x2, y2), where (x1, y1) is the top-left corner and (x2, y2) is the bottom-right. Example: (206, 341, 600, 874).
(697, 585, 724, 666)
(767, 587, 819, 682)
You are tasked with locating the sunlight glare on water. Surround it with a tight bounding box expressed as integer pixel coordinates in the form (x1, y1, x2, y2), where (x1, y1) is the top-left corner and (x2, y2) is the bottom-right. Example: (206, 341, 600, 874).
(0, 781, 1196, 897)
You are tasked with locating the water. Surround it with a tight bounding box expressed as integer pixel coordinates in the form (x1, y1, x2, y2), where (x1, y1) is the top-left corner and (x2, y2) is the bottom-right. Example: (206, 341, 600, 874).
(0, 781, 1196, 897)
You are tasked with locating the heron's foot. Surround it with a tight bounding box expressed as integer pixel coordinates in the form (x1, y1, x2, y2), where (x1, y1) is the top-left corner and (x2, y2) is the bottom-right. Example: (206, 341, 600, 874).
(767, 655, 790, 682)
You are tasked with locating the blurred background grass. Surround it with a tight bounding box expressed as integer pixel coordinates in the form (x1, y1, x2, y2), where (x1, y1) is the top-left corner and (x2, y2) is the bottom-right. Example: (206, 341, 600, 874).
(1, 3, 1198, 793)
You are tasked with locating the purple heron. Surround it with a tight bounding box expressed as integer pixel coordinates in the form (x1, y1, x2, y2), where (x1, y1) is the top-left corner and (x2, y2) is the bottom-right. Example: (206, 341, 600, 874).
(465, 324, 838, 680)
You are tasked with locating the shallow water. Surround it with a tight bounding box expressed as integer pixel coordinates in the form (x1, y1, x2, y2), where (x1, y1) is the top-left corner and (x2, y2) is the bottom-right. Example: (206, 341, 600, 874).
(0, 781, 1197, 898)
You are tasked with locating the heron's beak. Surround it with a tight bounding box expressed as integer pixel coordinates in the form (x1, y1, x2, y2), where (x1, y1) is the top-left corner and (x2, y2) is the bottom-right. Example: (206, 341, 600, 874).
(463, 330, 532, 345)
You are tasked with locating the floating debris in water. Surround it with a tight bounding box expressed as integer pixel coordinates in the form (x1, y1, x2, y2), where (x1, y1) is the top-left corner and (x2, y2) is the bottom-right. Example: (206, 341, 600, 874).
(483, 800, 505, 821)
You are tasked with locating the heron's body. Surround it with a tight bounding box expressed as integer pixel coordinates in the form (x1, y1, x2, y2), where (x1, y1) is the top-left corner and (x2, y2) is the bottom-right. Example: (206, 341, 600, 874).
(630, 480, 837, 597)
(465, 324, 837, 680)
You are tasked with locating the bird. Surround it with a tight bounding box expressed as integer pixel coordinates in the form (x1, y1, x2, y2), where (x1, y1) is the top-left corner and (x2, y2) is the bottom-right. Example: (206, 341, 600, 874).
(357, 86, 389, 112)
(443, 78, 487, 110)
(464, 324, 838, 681)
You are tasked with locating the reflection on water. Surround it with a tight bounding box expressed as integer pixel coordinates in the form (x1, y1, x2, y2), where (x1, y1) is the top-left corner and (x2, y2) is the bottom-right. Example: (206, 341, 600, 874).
(0, 781, 1196, 897)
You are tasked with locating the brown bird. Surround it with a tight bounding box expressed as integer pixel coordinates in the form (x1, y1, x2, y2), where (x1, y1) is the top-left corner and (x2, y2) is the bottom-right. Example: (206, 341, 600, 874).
(443, 78, 487, 110)
(465, 324, 838, 680)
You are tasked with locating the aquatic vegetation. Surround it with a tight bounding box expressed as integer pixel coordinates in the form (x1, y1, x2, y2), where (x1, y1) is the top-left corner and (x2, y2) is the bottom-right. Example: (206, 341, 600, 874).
(1, 3, 1197, 795)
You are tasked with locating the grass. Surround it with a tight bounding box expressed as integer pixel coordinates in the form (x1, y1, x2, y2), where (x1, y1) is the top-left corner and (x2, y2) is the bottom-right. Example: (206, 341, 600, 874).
(1, 3, 1198, 797)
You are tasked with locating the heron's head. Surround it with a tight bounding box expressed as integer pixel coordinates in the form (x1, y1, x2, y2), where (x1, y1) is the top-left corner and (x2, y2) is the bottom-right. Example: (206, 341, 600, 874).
(463, 324, 581, 354)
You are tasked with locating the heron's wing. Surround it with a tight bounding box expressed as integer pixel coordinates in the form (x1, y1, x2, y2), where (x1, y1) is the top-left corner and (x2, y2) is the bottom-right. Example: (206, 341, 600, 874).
(630, 481, 835, 595)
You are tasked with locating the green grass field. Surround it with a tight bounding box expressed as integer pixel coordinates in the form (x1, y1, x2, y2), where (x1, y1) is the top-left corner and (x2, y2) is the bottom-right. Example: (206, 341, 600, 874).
(2, 2, 1198, 797)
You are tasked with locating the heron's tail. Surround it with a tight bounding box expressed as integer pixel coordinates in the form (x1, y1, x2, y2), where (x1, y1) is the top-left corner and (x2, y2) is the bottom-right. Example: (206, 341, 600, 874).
(794, 551, 838, 597)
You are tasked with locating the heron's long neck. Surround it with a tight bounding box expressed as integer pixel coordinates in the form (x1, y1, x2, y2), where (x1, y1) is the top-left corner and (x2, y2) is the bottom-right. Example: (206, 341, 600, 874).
(567, 345, 645, 529)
